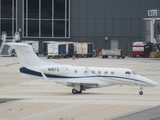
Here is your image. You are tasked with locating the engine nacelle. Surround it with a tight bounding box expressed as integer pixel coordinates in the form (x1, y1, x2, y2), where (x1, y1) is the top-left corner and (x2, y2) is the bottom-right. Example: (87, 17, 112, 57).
(41, 65, 68, 75)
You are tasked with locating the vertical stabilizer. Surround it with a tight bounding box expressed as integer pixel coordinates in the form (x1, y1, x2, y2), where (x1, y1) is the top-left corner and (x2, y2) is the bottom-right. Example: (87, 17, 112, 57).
(5, 43, 53, 67)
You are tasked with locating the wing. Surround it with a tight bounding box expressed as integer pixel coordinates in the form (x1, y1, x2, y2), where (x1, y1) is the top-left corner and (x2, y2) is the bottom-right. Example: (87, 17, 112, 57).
(50, 77, 99, 84)
(48, 77, 112, 89)
(41, 72, 112, 88)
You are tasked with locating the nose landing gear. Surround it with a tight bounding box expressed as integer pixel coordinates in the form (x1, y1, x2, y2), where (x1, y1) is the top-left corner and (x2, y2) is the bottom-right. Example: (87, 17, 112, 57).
(139, 87, 143, 95)
(72, 88, 82, 94)
(139, 91, 143, 95)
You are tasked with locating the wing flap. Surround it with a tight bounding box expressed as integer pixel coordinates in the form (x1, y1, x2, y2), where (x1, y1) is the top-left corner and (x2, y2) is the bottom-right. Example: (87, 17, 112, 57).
(49, 77, 100, 85)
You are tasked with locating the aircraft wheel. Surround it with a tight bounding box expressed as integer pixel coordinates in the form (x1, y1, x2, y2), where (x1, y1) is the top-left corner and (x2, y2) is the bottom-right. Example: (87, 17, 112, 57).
(139, 91, 143, 95)
(72, 88, 78, 94)
(77, 90, 82, 94)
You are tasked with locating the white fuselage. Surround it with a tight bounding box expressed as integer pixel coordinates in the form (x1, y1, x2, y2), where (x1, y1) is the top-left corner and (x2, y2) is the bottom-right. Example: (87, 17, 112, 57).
(6, 43, 157, 94)
(20, 65, 157, 88)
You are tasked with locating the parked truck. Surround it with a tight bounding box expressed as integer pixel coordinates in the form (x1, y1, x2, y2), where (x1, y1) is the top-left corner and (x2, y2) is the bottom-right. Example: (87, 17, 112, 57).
(22, 41, 39, 55)
(75, 42, 94, 57)
(65, 42, 74, 57)
(47, 42, 69, 59)
(43, 41, 57, 56)
(132, 42, 145, 57)
(102, 49, 125, 59)
(43, 41, 75, 58)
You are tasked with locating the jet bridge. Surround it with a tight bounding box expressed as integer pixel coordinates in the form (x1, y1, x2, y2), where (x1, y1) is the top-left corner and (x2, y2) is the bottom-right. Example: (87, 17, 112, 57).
(143, 18, 160, 44)
(143, 9, 160, 51)
(0, 32, 20, 57)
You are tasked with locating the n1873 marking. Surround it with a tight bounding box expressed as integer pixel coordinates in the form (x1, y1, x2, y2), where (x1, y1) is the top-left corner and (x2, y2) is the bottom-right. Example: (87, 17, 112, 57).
(48, 68, 59, 71)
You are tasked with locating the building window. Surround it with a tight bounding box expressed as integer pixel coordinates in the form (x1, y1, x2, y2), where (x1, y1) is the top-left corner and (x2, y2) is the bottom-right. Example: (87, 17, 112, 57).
(54, 20, 65, 37)
(41, 20, 52, 37)
(41, 0, 52, 19)
(54, 0, 65, 19)
(28, 0, 39, 19)
(23, 0, 70, 38)
(0, 0, 17, 36)
(28, 20, 39, 36)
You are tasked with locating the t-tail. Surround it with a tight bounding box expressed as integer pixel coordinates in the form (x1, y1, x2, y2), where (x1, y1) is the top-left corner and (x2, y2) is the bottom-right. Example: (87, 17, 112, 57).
(5, 43, 54, 67)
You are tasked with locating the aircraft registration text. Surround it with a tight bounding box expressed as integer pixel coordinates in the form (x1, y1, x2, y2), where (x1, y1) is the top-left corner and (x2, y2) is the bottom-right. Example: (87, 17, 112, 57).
(48, 68, 59, 71)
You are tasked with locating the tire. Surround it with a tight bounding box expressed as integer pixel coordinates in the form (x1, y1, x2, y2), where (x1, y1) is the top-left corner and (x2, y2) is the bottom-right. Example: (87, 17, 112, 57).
(72, 89, 78, 94)
(12, 53, 15, 57)
(139, 91, 143, 95)
(77, 90, 82, 94)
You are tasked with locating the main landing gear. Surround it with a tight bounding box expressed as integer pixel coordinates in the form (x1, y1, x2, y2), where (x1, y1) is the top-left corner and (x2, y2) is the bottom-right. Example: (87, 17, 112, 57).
(72, 88, 82, 94)
(139, 87, 143, 95)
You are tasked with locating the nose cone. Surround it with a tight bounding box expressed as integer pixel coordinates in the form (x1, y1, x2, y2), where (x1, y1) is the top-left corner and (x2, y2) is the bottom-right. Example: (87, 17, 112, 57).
(151, 81, 158, 86)
(138, 76, 158, 87)
(145, 77, 157, 87)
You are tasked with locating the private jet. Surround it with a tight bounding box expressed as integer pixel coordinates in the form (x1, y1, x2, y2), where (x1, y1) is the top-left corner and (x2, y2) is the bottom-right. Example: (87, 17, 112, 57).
(6, 43, 157, 95)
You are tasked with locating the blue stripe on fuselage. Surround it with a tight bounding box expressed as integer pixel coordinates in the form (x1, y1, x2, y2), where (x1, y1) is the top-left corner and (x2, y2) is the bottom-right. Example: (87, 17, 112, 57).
(19, 67, 149, 85)
(20, 67, 42, 77)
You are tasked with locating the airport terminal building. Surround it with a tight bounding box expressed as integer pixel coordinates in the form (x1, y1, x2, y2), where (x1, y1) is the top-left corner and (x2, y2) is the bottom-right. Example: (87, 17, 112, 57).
(0, 0, 160, 55)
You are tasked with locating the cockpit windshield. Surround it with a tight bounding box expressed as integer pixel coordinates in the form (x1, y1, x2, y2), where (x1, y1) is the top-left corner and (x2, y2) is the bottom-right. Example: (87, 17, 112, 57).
(131, 71, 138, 75)
(125, 71, 138, 75)
(125, 71, 131, 75)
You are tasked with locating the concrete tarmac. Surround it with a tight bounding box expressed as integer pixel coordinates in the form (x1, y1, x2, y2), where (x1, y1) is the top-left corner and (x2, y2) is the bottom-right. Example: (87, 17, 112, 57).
(0, 56, 160, 120)
(108, 105, 160, 120)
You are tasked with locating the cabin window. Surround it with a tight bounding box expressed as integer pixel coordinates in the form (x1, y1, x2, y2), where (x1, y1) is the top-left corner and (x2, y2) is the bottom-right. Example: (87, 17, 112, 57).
(98, 71, 101, 74)
(74, 70, 77, 73)
(111, 72, 114, 74)
(92, 71, 95, 74)
(104, 71, 108, 74)
(84, 70, 89, 75)
(125, 71, 131, 75)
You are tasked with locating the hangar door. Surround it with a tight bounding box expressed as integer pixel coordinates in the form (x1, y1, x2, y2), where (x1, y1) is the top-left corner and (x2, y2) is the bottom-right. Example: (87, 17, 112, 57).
(111, 40, 118, 50)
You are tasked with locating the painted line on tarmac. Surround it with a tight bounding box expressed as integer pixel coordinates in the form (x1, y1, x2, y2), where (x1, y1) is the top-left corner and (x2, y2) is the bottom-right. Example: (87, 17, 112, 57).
(0, 62, 19, 67)
(0, 99, 31, 106)
(106, 104, 160, 120)
(20, 99, 100, 120)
